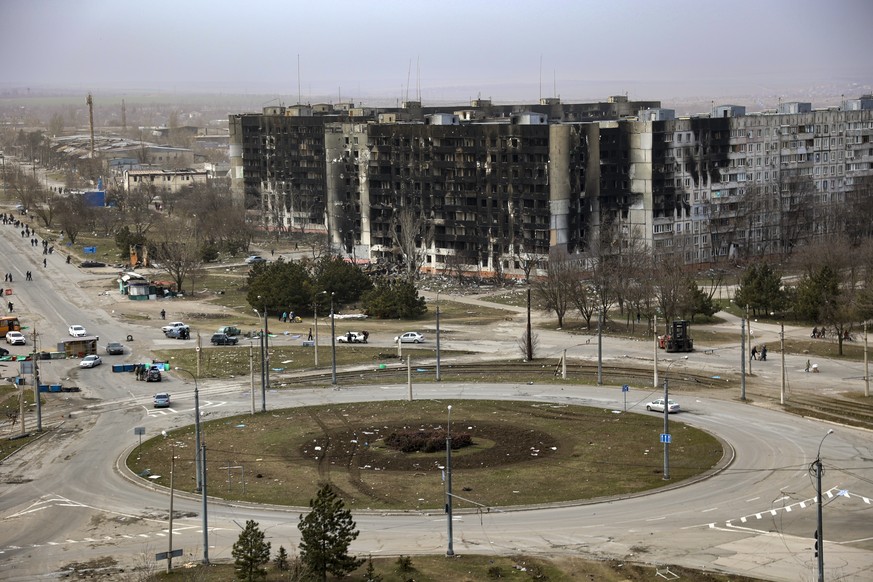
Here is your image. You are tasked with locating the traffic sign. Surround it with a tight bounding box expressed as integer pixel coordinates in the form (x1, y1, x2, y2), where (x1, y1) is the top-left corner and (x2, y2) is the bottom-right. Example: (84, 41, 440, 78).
(155, 549, 183, 561)
(621, 385, 629, 392)
(660, 433, 672, 443)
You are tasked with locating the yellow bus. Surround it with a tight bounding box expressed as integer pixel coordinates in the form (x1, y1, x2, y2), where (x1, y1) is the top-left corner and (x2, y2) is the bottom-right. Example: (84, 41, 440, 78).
(0, 316, 21, 338)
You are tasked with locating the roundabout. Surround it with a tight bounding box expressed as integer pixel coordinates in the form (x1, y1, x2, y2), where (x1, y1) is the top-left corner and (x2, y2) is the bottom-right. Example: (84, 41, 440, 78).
(127, 399, 724, 509)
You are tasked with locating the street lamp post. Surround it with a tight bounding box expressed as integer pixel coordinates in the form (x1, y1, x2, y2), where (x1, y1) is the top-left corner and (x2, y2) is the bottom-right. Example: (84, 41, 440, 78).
(175, 368, 202, 493)
(435, 293, 441, 382)
(330, 292, 336, 384)
(253, 302, 267, 412)
(261, 296, 269, 410)
(445, 405, 454, 557)
(161, 431, 176, 574)
(814, 429, 834, 582)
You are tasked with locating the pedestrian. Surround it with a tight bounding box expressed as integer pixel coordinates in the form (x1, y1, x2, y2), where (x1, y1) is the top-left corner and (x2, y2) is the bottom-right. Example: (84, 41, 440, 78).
(160, 309, 166, 320)
(760, 345, 768, 361)
(812, 326, 818, 338)
(43, 258, 46, 268)
(750, 345, 758, 361)
(805, 359, 811, 373)
(271, 248, 275, 257)
(289, 310, 295, 322)
(307, 327, 313, 341)
(281, 311, 288, 323)
(7, 301, 13, 313)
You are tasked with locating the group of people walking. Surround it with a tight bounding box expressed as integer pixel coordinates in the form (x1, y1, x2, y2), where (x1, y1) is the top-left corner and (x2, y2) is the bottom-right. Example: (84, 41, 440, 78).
(750, 345, 768, 361)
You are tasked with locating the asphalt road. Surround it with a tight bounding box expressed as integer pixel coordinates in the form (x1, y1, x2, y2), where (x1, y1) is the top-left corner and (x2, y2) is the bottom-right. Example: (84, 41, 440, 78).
(0, 214, 871, 582)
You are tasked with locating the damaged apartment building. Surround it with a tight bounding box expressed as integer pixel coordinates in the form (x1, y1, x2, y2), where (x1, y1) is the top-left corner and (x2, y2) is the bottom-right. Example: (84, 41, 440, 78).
(229, 95, 873, 277)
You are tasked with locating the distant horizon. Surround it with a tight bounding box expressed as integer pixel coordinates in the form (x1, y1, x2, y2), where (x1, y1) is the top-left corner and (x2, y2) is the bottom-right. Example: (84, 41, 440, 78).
(1, 76, 869, 117)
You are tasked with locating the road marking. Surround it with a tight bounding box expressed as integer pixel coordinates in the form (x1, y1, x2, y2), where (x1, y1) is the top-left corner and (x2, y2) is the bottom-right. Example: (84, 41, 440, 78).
(746, 496, 760, 502)
(701, 507, 717, 513)
(755, 513, 762, 519)
(799, 501, 806, 509)
(784, 505, 792, 512)
(740, 516, 747, 523)
(645, 516, 666, 522)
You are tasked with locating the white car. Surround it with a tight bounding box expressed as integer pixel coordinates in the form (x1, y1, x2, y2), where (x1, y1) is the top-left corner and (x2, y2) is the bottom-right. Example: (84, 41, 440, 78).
(68, 324, 87, 337)
(79, 354, 102, 368)
(646, 398, 680, 413)
(244, 255, 267, 265)
(394, 331, 424, 344)
(6, 331, 26, 345)
(161, 321, 187, 334)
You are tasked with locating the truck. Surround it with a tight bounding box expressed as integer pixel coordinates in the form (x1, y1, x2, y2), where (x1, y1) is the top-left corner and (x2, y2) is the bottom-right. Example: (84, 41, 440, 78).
(659, 320, 694, 353)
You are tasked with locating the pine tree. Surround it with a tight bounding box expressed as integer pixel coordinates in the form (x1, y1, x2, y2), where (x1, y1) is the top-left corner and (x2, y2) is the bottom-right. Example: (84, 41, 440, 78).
(274, 545, 289, 571)
(298, 483, 364, 582)
(363, 555, 383, 582)
(232, 519, 271, 581)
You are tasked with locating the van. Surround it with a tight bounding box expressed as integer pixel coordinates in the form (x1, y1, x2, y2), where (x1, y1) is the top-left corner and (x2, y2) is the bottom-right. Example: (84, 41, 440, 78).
(0, 316, 21, 338)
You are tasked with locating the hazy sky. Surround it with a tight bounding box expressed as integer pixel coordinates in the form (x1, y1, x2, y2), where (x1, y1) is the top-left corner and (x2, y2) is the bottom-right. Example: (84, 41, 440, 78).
(2, 0, 872, 103)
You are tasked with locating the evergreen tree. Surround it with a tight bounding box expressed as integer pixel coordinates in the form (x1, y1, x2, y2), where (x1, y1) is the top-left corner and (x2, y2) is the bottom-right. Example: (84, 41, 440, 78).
(274, 545, 289, 571)
(363, 556, 383, 582)
(312, 256, 373, 306)
(734, 263, 786, 316)
(362, 279, 427, 319)
(232, 519, 271, 581)
(246, 258, 314, 318)
(298, 483, 364, 582)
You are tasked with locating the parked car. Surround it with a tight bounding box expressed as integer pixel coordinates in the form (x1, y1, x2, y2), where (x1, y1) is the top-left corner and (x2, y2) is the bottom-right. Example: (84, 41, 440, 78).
(646, 398, 680, 413)
(146, 368, 162, 382)
(80, 260, 106, 268)
(166, 326, 191, 339)
(106, 342, 125, 355)
(153, 392, 171, 408)
(211, 333, 239, 346)
(6, 331, 26, 345)
(216, 326, 241, 336)
(68, 324, 87, 337)
(394, 331, 424, 344)
(0, 347, 8, 357)
(161, 321, 188, 334)
(337, 331, 369, 343)
(244, 255, 267, 265)
(79, 354, 102, 368)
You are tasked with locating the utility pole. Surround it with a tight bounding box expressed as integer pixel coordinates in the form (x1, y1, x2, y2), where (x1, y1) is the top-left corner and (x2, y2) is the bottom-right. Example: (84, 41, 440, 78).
(654, 314, 659, 388)
(201, 443, 209, 565)
(814, 429, 833, 582)
(780, 322, 786, 405)
(445, 405, 454, 557)
(167, 441, 175, 574)
(740, 317, 747, 401)
(263, 300, 269, 410)
(864, 320, 869, 398)
(525, 288, 533, 361)
(31, 327, 42, 431)
(249, 340, 255, 415)
(435, 301, 441, 382)
(663, 378, 670, 480)
(597, 306, 603, 385)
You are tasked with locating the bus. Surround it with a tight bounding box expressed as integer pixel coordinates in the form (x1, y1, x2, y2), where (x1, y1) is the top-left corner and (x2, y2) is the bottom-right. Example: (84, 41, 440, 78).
(0, 316, 21, 338)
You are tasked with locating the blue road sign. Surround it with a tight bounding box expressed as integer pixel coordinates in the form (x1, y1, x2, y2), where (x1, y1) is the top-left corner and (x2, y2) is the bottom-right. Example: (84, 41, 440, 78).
(660, 433, 672, 443)
(622, 385, 629, 392)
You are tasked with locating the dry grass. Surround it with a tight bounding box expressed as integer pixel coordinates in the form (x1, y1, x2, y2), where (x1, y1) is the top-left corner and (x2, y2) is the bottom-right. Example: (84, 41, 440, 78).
(128, 400, 723, 510)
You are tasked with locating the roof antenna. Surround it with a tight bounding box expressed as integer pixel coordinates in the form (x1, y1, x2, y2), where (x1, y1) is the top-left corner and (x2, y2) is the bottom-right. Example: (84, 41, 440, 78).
(538, 54, 543, 101)
(406, 58, 412, 102)
(297, 54, 302, 105)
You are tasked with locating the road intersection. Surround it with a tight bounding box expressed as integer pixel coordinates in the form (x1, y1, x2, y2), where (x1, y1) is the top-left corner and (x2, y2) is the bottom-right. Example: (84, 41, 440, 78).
(0, 217, 871, 581)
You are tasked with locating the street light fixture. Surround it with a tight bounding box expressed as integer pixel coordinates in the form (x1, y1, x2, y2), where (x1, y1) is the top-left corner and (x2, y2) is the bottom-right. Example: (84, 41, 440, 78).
(661, 356, 687, 480)
(161, 430, 176, 574)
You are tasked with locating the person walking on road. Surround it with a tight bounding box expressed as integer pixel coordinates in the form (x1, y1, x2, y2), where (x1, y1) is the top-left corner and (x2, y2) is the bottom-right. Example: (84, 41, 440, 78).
(160, 309, 166, 320)
(43, 258, 47, 268)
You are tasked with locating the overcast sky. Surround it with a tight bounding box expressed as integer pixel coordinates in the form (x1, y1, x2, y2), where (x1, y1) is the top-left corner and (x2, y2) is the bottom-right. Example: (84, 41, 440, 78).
(2, 0, 872, 103)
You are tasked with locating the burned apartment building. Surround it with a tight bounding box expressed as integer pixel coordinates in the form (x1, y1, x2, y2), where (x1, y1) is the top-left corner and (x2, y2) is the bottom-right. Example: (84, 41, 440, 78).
(229, 95, 873, 277)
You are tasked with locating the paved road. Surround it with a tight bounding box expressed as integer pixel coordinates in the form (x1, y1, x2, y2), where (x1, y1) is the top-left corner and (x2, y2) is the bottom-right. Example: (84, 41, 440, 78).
(0, 214, 871, 581)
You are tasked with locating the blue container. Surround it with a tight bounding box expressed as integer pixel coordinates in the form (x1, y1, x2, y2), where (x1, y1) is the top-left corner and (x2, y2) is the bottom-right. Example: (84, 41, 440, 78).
(50, 385, 62, 392)
(112, 364, 124, 373)
(123, 364, 136, 372)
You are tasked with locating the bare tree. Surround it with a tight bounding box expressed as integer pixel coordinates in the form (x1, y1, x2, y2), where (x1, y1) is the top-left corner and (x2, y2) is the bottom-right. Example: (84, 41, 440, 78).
(151, 224, 202, 295)
(55, 194, 93, 245)
(390, 206, 434, 281)
(532, 252, 577, 327)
